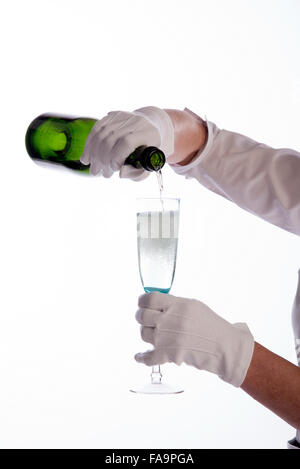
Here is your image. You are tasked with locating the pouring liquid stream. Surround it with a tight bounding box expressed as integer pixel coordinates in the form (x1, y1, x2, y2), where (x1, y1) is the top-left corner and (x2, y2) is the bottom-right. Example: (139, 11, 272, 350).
(157, 170, 164, 211)
(152, 169, 166, 383)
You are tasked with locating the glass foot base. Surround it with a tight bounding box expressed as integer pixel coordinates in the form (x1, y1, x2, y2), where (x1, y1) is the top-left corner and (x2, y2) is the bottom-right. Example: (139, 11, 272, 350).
(130, 383, 184, 395)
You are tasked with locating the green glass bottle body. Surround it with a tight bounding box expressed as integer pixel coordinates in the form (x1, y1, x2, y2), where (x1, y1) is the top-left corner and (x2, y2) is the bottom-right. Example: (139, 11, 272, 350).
(25, 114, 165, 174)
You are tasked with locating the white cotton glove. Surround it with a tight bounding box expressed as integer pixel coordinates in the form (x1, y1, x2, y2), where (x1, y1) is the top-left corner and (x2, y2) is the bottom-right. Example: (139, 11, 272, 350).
(80, 107, 174, 180)
(135, 292, 254, 387)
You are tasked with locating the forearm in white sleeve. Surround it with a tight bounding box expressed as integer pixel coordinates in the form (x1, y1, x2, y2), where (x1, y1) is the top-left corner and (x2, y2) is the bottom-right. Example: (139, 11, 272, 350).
(170, 108, 300, 236)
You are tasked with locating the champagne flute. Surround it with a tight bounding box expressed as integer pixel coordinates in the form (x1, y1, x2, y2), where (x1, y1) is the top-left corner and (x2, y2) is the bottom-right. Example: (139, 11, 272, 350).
(131, 198, 183, 394)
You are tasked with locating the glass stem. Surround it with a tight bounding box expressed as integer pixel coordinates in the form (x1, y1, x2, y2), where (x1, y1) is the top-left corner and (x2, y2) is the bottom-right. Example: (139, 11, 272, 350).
(151, 365, 162, 384)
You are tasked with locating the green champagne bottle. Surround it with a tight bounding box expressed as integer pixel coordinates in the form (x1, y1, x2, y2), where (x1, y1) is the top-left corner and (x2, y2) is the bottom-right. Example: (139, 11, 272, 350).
(25, 113, 165, 174)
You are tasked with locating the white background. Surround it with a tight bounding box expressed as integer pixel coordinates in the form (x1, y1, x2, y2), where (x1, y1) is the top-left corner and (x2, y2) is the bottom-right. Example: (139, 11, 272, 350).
(1, 0, 300, 449)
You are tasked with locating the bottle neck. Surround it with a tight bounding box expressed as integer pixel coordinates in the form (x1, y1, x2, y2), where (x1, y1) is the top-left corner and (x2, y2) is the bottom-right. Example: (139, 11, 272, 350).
(125, 146, 165, 172)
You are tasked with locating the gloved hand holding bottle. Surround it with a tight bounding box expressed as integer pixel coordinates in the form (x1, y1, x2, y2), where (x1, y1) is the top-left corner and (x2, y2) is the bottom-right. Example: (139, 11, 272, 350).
(80, 107, 174, 180)
(79, 106, 207, 181)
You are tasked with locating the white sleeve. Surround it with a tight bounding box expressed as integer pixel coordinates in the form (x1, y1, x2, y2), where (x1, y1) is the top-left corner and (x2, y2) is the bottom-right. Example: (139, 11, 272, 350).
(170, 108, 300, 236)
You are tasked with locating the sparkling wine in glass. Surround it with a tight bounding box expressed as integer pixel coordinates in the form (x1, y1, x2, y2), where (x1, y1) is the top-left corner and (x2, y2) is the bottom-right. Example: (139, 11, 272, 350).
(131, 198, 183, 394)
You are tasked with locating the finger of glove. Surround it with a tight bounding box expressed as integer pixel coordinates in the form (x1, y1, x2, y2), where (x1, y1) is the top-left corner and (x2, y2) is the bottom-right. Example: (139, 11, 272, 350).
(119, 165, 149, 182)
(94, 113, 140, 150)
(101, 167, 115, 178)
(88, 135, 117, 176)
(81, 129, 106, 172)
(111, 124, 156, 172)
(110, 126, 161, 168)
(140, 326, 155, 345)
(135, 307, 160, 326)
(81, 139, 93, 165)
(81, 112, 127, 169)
(135, 349, 168, 366)
(80, 148, 90, 166)
(80, 114, 117, 165)
(89, 115, 133, 144)
(138, 292, 173, 311)
(106, 111, 136, 126)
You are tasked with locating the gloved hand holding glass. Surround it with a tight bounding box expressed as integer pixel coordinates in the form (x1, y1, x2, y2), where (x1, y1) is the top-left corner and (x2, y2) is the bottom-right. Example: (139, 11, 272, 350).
(135, 292, 254, 388)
